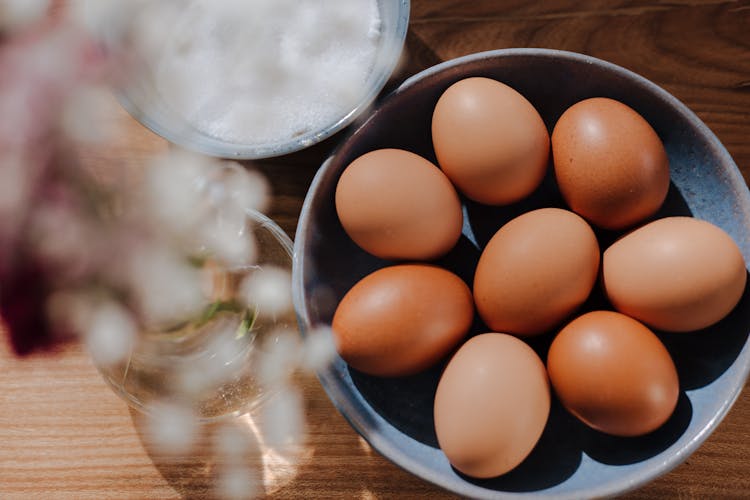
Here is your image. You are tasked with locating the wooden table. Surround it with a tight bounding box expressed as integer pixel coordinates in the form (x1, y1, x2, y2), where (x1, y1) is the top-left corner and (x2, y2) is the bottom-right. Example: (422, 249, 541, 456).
(2, 1, 749, 498)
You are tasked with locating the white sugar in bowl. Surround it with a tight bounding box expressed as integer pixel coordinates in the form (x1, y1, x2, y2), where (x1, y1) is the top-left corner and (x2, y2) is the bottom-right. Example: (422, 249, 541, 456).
(118, 0, 410, 159)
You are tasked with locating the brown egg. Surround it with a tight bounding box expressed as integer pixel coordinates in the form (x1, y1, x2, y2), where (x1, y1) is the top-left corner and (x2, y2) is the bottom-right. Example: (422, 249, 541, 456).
(432, 77, 549, 205)
(551, 97, 670, 230)
(335, 148, 463, 260)
(547, 310, 680, 437)
(434, 333, 550, 478)
(332, 264, 473, 377)
(473, 208, 600, 336)
(603, 216, 747, 332)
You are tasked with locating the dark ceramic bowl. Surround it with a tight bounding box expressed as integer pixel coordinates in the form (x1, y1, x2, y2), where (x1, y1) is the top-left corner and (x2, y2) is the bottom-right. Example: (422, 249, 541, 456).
(292, 49, 750, 498)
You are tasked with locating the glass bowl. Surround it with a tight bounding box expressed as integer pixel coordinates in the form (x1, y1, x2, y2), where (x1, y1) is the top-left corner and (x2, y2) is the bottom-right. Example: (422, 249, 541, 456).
(117, 0, 410, 160)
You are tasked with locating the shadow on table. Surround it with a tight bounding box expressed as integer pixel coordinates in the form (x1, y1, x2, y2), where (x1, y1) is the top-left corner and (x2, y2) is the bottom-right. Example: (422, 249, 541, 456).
(129, 374, 454, 499)
(129, 394, 313, 498)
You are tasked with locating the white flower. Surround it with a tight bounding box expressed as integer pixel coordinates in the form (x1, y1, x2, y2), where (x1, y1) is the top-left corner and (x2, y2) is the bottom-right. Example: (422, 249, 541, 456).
(84, 300, 137, 366)
(144, 151, 262, 267)
(259, 386, 306, 449)
(45, 289, 95, 338)
(60, 84, 118, 144)
(66, 0, 140, 47)
(257, 327, 301, 388)
(144, 401, 199, 456)
(128, 1, 181, 62)
(214, 464, 259, 500)
(145, 150, 214, 237)
(198, 206, 257, 268)
(28, 202, 97, 281)
(0, 0, 50, 33)
(224, 163, 271, 215)
(239, 266, 293, 320)
(300, 326, 338, 373)
(128, 242, 207, 328)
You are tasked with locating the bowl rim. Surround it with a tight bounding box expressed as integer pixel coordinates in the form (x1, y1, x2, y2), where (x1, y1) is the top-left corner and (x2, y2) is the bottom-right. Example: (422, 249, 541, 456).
(292, 47, 750, 498)
(117, 0, 411, 160)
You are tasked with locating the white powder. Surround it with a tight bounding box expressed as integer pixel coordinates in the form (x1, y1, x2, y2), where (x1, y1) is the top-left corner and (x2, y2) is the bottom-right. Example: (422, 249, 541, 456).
(147, 0, 382, 145)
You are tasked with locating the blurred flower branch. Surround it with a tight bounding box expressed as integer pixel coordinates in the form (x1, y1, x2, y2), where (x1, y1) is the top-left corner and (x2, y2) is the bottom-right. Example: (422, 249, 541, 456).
(0, 2, 335, 497)
(0, 0, 112, 353)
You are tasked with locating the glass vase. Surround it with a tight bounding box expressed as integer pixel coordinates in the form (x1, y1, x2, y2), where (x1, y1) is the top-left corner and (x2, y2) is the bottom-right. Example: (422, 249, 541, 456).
(94, 209, 295, 420)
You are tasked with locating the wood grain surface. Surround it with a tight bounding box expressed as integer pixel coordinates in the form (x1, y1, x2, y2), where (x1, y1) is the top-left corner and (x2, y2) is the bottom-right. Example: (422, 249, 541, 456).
(2, 1, 750, 498)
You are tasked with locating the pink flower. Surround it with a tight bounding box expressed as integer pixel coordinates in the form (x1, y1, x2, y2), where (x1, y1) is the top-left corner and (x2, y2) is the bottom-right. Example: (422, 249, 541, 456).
(0, 7, 112, 354)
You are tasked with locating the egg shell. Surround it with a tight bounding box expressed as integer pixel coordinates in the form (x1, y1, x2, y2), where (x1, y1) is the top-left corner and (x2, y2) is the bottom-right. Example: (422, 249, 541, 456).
(473, 207, 600, 336)
(335, 148, 463, 261)
(434, 333, 550, 478)
(431, 77, 550, 205)
(551, 97, 670, 230)
(331, 264, 474, 377)
(602, 216, 747, 332)
(547, 310, 680, 437)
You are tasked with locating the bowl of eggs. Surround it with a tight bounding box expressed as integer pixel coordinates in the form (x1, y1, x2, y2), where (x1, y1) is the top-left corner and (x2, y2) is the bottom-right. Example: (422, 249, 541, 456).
(292, 48, 750, 498)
